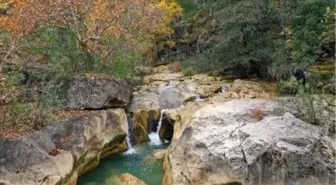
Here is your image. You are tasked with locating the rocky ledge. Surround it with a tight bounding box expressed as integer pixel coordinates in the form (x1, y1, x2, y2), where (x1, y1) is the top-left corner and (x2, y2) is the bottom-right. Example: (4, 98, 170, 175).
(162, 99, 336, 185)
(0, 77, 133, 185)
(0, 109, 128, 185)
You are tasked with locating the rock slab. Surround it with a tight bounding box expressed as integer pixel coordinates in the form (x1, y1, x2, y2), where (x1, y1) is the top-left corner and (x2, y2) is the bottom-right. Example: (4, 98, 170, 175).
(0, 109, 128, 185)
(68, 77, 132, 109)
(164, 99, 335, 185)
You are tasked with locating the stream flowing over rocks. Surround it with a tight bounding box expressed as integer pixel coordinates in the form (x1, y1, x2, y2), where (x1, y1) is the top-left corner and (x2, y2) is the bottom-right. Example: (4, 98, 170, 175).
(131, 65, 335, 185)
(0, 65, 335, 185)
(137, 65, 336, 184)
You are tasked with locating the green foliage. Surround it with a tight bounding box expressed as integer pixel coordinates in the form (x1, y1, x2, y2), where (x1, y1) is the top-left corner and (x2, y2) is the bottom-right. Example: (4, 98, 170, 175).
(279, 76, 302, 94)
(9, 101, 44, 127)
(10, 102, 34, 121)
(174, 0, 335, 79)
(38, 79, 69, 112)
(4, 69, 26, 87)
(176, 0, 199, 17)
(183, 66, 197, 76)
(24, 27, 94, 77)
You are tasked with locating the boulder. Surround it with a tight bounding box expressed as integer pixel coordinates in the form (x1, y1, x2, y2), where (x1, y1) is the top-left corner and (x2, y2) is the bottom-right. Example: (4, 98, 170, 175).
(164, 99, 335, 185)
(0, 109, 128, 185)
(118, 173, 148, 185)
(159, 87, 183, 109)
(131, 91, 160, 111)
(67, 77, 132, 109)
(153, 149, 167, 160)
(105, 173, 148, 185)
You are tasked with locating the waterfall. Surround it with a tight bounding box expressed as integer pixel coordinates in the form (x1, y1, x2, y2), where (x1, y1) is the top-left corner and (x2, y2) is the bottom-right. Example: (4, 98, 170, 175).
(148, 109, 165, 146)
(125, 112, 137, 155)
(168, 80, 174, 87)
(124, 132, 136, 155)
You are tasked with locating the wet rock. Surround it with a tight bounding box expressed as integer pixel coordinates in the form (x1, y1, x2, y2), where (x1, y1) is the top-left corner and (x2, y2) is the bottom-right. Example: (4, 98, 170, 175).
(105, 173, 148, 185)
(67, 77, 132, 109)
(164, 99, 335, 185)
(152, 149, 167, 160)
(0, 109, 128, 185)
(118, 173, 148, 185)
(132, 109, 160, 144)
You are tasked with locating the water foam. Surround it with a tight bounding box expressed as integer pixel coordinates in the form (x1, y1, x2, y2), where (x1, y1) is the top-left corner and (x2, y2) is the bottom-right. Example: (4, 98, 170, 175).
(149, 109, 165, 146)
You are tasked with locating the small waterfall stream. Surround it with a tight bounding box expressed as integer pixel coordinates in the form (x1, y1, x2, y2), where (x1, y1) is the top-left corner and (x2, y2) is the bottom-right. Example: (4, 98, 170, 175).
(125, 112, 137, 154)
(78, 110, 168, 185)
(168, 80, 174, 87)
(78, 78, 173, 185)
(125, 132, 136, 154)
(148, 109, 166, 146)
(195, 95, 204, 102)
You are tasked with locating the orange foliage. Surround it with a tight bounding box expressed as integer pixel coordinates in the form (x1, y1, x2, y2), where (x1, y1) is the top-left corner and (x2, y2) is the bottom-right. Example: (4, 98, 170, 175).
(251, 105, 265, 120)
(0, 0, 182, 61)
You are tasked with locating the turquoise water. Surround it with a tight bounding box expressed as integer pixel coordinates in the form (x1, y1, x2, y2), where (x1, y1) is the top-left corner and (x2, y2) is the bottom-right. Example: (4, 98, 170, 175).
(77, 144, 167, 185)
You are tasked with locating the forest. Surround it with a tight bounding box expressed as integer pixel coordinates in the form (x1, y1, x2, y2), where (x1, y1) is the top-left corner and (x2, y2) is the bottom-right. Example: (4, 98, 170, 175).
(0, 0, 335, 136)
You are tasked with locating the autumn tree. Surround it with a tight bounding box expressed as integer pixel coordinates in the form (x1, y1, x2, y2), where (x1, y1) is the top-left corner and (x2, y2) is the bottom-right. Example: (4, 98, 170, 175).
(0, 0, 182, 69)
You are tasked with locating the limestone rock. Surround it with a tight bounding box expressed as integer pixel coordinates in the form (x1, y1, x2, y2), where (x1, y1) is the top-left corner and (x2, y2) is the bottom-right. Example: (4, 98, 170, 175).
(132, 109, 160, 144)
(118, 173, 148, 185)
(153, 149, 167, 160)
(0, 109, 128, 185)
(164, 99, 335, 185)
(132, 91, 160, 111)
(159, 87, 183, 109)
(144, 72, 184, 84)
(152, 65, 169, 74)
(67, 77, 132, 109)
(229, 79, 278, 99)
(135, 66, 153, 76)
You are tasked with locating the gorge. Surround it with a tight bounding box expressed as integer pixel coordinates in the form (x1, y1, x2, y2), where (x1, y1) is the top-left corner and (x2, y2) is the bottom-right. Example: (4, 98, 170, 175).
(0, 0, 335, 185)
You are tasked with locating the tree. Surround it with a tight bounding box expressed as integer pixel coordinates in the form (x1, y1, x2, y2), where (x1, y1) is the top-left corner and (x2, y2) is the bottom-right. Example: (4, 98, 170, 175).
(0, 0, 182, 68)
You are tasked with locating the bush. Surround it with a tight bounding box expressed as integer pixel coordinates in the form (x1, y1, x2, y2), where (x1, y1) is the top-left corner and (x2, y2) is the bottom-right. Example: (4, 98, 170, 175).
(169, 0, 335, 80)
(4, 69, 26, 87)
(183, 66, 197, 76)
(9, 102, 44, 128)
(279, 76, 302, 95)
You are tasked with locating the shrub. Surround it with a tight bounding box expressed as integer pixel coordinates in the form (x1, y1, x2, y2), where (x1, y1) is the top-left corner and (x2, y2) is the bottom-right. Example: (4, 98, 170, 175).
(9, 101, 44, 128)
(183, 66, 197, 76)
(279, 76, 302, 95)
(169, 0, 335, 80)
(4, 69, 26, 87)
